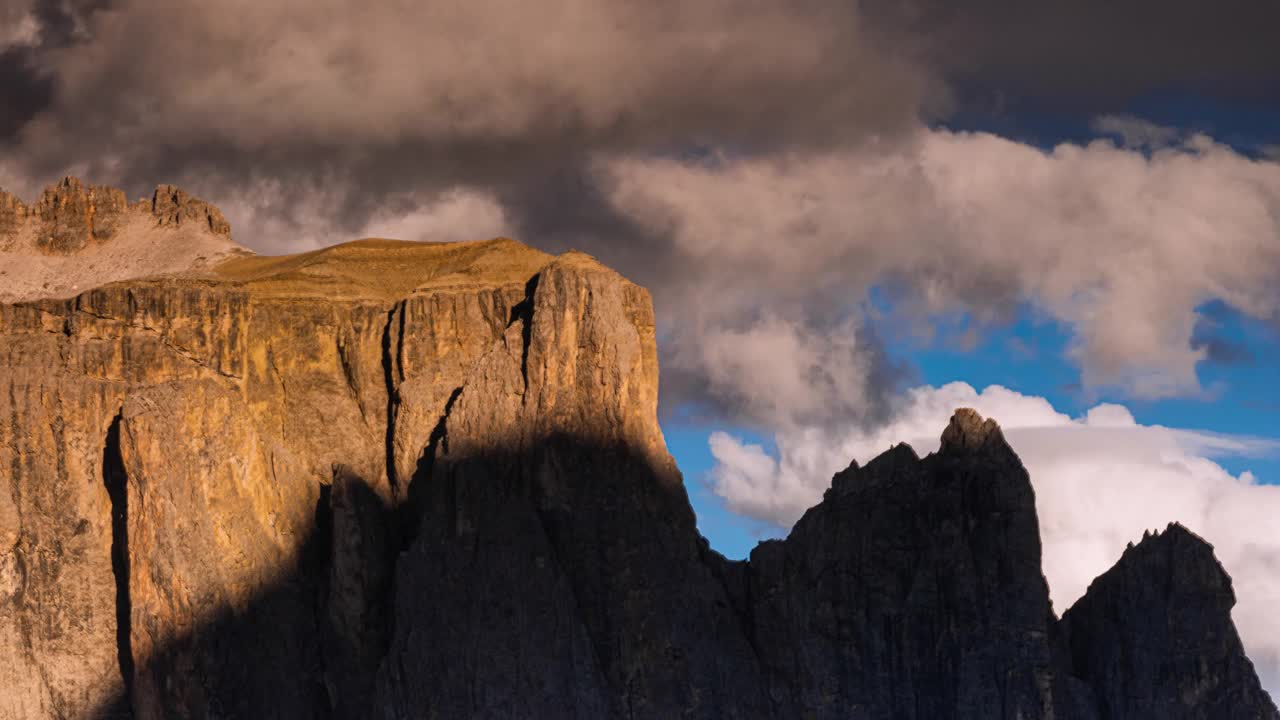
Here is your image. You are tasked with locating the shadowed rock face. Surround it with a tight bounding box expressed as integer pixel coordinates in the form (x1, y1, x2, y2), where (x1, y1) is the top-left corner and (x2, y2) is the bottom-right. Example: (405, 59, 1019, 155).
(1061, 524, 1278, 720)
(731, 415, 1059, 719)
(0, 190, 1275, 718)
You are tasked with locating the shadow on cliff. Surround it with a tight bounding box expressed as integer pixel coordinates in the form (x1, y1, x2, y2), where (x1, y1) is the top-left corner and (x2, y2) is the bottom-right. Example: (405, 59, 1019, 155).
(92, 476, 340, 720)
(82, 425, 1280, 720)
(89, 432, 714, 720)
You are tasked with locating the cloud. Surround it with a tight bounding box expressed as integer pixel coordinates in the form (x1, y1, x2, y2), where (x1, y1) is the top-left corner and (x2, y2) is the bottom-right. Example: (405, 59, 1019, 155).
(603, 130, 1280, 415)
(1091, 115, 1181, 150)
(213, 180, 510, 253)
(866, 0, 1280, 110)
(0, 6, 40, 51)
(7, 0, 1278, 163)
(686, 314, 898, 431)
(0, 0, 936, 264)
(356, 190, 509, 246)
(709, 382, 1280, 695)
(4, 0, 928, 182)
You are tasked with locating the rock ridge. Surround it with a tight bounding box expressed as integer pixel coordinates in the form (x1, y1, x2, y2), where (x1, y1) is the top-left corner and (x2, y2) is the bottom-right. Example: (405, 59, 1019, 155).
(1060, 521, 1277, 719)
(0, 177, 231, 256)
(0, 237, 1275, 719)
(0, 177, 249, 304)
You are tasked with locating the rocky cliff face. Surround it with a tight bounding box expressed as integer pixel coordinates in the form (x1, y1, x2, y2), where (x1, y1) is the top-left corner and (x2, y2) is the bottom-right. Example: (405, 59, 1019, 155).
(0, 180, 1275, 719)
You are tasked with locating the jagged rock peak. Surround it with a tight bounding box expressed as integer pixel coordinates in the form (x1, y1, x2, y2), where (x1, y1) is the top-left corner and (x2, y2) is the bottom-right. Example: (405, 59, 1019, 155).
(862, 441, 919, 475)
(0, 176, 233, 253)
(33, 177, 129, 252)
(940, 407, 1007, 452)
(0, 187, 28, 236)
(1109, 521, 1232, 597)
(1061, 521, 1279, 720)
(152, 183, 231, 235)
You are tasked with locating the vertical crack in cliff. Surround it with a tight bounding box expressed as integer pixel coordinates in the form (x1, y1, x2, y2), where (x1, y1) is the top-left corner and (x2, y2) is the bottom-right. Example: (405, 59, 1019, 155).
(381, 303, 405, 497)
(336, 335, 368, 425)
(507, 274, 540, 390)
(102, 411, 134, 712)
(396, 386, 462, 552)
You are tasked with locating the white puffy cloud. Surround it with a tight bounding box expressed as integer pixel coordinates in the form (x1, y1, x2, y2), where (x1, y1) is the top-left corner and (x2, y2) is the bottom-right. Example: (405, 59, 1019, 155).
(710, 382, 1280, 695)
(604, 128, 1280, 428)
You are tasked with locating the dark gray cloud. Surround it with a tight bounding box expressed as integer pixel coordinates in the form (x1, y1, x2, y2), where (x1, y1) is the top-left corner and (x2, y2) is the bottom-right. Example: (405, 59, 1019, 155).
(0, 0, 110, 138)
(0, 45, 47, 139)
(3, 0, 928, 189)
(867, 0, 1280, 112)
(4, 0, 1275, 227)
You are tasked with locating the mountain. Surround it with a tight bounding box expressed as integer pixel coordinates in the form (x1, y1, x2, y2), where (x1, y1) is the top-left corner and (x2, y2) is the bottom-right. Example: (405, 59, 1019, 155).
(0, 178, 248, 304)
(0, 178, 1274, 719)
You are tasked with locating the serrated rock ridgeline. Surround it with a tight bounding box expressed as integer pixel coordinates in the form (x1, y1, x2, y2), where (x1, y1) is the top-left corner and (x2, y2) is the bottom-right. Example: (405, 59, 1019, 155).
(0, 177, 246, 304)
(0, 177, 231, 254)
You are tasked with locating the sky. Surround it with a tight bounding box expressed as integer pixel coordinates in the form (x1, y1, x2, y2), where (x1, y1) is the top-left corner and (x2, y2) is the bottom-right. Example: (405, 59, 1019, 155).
(1, 0, 1278, 696)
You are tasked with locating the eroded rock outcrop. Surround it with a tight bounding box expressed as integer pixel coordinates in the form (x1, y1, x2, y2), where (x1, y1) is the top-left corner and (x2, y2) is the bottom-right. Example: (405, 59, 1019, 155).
(0, 177, 247, 303)
(0, 189, 1274, 719)
(34, 177, 129, 253)
(150, 184, 232, 236)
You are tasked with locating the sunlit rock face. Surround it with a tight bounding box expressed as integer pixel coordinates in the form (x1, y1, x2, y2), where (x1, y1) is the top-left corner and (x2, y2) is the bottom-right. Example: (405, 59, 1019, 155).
(0, 177, 246, 304)
(0, 180, 1274, 719)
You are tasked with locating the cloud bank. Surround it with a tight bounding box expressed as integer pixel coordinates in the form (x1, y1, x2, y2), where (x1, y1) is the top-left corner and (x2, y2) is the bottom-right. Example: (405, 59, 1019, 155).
(710, 382, 1280, 695)
(604, 129, 1280, 428)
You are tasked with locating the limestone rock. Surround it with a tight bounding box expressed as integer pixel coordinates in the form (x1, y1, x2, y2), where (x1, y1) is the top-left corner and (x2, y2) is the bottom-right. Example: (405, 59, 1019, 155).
(1060, 524, 1280, 719)
(740, 411, 1058, 718)
(0, 225, 1273, 719)
(33, 177, 129, 253)
(374, 252, 769, 718)
(0, 177, 250, 303)
(940, 405, 1007, 451)
(322, 465, 392, 718)
(150, 184, 231, 235)
(0, 189, 26, 240)
(0, 234, 551, 718)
